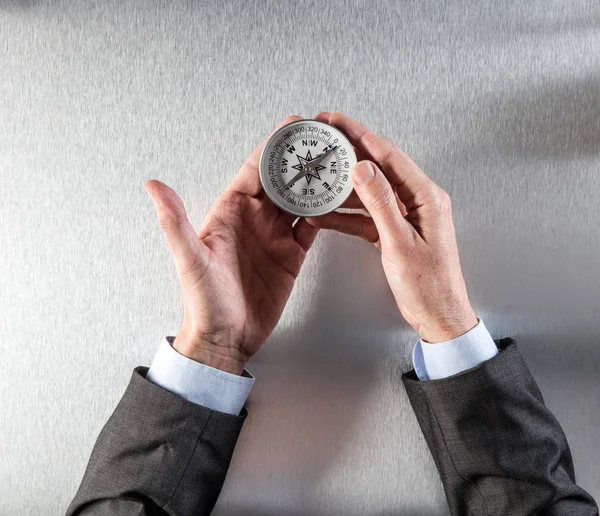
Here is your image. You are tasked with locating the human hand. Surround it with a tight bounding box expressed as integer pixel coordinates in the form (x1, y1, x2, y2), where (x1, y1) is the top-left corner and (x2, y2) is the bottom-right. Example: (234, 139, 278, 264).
(307, 112, 477, 343)
(145, 116, 319, 374)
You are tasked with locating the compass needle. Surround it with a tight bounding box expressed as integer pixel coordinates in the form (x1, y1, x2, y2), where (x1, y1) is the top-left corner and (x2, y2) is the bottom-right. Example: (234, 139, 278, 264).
(259, 120, 357, 217)
(306, 146, 338, 168)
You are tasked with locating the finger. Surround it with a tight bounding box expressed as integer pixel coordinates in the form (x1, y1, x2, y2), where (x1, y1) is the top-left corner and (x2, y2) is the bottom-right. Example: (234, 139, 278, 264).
(350, 161, 416, 247)
(276, 207, 298, 230)
(306, 212, 379, 243)
(316, 111, 371, 163)
(315, 111, 332, 122)
(144, 180, 208, 276)
(319, 113, 405, 217)
(270, 207, 299, 241)
(395, 190, 408, 217)
(292, 218, 320, 251)
(340, 190, 365, 209)
(229, 115, 304, 197)
(340, 189, 406, 215)
(322, 112, 435, 209)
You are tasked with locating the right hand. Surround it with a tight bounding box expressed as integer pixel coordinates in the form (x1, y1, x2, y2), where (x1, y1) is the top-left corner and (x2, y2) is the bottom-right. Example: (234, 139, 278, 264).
(307, 112, 477, 343)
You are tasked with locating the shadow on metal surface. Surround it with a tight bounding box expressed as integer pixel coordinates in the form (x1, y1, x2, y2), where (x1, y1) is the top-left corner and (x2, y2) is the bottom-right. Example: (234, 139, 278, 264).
(214, 235, 431, 512)
(454, 74, 600, 159)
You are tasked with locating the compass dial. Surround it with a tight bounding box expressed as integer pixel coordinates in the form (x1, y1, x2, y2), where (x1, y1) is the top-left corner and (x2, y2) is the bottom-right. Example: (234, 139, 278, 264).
(259, 119, 357, 217)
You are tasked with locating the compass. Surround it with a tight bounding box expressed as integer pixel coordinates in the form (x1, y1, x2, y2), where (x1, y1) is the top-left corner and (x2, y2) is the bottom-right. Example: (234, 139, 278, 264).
(259, 119, 357, 217)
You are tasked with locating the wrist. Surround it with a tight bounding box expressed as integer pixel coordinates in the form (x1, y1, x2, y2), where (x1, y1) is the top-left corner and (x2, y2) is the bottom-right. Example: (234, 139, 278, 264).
(417, 307, 478, 344)
(172, 327, 249, 375)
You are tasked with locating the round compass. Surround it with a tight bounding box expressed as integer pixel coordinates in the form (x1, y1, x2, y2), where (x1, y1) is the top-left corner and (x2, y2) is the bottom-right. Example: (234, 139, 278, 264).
(259, 119, 357, 217)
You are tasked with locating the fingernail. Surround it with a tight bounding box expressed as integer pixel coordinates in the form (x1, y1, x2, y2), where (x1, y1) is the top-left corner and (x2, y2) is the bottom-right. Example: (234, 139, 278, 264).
(352, 161, 375, 186)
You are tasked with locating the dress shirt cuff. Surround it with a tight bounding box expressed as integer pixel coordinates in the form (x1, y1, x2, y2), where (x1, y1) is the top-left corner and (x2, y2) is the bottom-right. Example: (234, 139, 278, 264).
(412, 318, 498, 381)
(146, 336, 254, 416)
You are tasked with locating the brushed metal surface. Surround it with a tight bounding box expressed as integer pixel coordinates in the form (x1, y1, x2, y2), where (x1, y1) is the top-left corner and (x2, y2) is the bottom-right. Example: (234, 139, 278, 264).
(1, 1, 599, 515)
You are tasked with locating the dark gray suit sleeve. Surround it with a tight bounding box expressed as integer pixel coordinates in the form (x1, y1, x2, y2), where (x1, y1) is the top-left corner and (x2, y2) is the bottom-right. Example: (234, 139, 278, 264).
(402, 338, 598, 516)
(66, 366, 245, 516)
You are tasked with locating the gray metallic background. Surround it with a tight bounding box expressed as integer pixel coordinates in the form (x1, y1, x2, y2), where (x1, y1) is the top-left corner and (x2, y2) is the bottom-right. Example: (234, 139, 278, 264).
(1, 1, 599, 514)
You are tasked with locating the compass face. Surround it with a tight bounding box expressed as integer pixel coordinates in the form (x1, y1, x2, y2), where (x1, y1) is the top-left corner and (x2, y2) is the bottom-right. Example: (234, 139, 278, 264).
(259, 119, 357, 217)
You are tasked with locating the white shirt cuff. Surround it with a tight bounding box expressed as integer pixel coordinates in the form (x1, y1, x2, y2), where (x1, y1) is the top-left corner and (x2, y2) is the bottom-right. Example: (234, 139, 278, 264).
(146, 336, 254, 415)
(412, 318, 498, 381)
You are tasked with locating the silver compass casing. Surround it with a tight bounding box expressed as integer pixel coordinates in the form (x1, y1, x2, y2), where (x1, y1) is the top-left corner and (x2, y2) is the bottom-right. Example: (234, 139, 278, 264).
(259, 119, 357, 217)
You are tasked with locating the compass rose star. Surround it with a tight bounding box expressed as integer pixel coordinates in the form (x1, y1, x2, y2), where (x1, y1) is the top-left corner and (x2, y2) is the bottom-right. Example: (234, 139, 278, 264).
(291, 150, 327, 185)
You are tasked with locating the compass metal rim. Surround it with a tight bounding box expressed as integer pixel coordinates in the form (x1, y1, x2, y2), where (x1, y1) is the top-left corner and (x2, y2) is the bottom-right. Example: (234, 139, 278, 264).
(258, 118, 357, 218)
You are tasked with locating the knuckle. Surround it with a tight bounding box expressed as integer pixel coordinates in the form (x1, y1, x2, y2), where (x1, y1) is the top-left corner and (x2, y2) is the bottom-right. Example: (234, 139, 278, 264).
(356, 129, 373, 147)
(380, 141, 399, 167)
(437, 189, 452, 213)
(429, 187, 452, 214)
(357, 128, 384, 152)
(244, 157, 259, 172)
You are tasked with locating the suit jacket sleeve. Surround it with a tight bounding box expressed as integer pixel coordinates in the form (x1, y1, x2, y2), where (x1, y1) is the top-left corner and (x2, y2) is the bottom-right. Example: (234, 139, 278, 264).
(66, 366, 245, 516)
(402, 338, 598, 516)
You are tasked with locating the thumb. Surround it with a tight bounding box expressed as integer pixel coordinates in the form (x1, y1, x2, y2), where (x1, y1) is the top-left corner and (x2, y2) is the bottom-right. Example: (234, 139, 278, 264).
(144, 180, 208, 276)
(351, 161, 409, 248)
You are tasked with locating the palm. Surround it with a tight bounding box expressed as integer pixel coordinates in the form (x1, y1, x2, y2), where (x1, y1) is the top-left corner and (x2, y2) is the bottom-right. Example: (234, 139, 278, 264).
(146, 116, 318, 362)
(192, 188, 311, 357)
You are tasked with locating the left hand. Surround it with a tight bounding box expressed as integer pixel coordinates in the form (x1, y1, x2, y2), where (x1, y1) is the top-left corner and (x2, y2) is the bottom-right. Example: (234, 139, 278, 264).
(145, 116, 319, 374)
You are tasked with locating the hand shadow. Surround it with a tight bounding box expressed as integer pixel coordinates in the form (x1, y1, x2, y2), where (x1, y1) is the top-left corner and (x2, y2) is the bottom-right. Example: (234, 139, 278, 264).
(210, 233, 441, 515)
